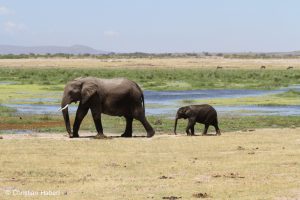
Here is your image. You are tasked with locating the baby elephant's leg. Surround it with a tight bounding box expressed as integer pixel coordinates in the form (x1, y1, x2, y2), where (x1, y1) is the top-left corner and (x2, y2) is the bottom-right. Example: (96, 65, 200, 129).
(190, 125, 195, 136)
(214, 124, 221, 135)
(186, 118, 196, 136)
(202, 124, 209, 136)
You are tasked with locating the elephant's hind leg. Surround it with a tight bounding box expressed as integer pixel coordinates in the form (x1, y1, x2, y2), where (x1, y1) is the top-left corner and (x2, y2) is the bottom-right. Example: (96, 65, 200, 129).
(202, 124, 209, 136)
(214, 124, 221, 135)
(137, 116, 155, 138)
(132, 103, 155, 137)
(121, 117, 133, 137)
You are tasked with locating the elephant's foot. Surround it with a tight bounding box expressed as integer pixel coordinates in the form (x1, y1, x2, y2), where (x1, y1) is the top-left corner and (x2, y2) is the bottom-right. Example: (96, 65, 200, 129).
(186, 131, 193, 136)
(147, 130, 155, 138)
(69, 132, 79, 138)
(216, 130, 221, 136)
(121, 132, 132, 138)
(94, 133, 107, 139)
(201, 133, 207, 136)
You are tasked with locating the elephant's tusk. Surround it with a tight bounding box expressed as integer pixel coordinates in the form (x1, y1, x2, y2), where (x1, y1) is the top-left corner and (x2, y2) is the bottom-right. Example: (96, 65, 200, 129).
(58, 104, 69, 112)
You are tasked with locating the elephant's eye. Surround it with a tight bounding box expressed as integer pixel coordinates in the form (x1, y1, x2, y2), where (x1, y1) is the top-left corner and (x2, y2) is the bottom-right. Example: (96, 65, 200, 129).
(70, 89, 80, 94)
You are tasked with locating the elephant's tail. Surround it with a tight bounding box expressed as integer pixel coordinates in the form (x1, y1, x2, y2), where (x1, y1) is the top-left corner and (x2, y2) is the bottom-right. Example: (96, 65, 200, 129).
(141, 92, 145, 112)
(135, 82, 145, 112)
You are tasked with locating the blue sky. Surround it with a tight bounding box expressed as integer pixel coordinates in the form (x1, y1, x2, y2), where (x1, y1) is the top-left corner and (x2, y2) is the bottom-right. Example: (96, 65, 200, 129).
(0, 0, 300, 53)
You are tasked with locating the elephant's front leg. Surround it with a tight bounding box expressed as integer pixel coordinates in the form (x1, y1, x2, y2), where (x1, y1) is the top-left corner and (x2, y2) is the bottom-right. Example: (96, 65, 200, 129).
(186, 118, 196, 136)
(190, 125, 195, 136)
(121, 117, 133, 137)
(73, 103, 89, 138)
(185, 125, 191, 136)
(91, 107, 106, 139)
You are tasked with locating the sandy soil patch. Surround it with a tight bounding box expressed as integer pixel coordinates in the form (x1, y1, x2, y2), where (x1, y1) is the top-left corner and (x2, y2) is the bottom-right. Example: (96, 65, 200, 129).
(1, 57, 300, 69)
(0, 128, 299, 199)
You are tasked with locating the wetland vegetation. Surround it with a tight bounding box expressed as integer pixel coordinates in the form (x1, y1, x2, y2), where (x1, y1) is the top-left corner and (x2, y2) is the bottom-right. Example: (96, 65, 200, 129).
(0, 68, 300, 90)
(0, 66, 299, 134)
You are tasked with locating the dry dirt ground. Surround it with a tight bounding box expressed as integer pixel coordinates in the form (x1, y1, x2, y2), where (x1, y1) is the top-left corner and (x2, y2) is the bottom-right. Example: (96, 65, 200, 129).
(0, 128, 299, 200)
(1, 57, 300, 69)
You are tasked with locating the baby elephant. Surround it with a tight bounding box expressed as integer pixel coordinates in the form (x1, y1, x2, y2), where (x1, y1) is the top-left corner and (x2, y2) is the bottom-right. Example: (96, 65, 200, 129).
(174, 104, 221, 136)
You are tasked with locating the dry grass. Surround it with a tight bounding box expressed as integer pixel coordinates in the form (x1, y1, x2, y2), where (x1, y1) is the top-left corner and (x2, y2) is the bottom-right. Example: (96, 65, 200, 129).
(1, 57, 300, 69)
(0, 128, 299, 199)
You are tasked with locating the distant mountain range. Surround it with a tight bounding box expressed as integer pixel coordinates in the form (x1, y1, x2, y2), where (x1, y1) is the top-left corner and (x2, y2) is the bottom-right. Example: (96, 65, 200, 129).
(0, 45, 111, 55)
(0, 45, 300, 56)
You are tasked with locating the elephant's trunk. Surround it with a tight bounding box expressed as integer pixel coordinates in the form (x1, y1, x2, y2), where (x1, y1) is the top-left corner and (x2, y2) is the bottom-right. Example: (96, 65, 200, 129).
(61, 97, 72, 136)
(174, 116, 179, 135)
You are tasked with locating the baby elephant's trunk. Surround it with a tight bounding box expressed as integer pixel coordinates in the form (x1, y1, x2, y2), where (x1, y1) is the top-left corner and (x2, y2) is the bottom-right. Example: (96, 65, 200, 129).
(174, 116, 178, 135)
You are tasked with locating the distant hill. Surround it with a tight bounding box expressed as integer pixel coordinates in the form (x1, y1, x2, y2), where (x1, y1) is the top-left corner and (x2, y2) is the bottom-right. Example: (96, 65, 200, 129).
(0, 45, 111, 55)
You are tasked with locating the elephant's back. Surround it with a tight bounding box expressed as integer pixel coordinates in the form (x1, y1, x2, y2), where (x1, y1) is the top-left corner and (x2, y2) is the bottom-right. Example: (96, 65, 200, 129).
(101, 78, 130, 86)
(100, 78, 142, 101)
(193, 104, 218, 125)
(191, 104, 217, 113)
(100, 78, 137, 90)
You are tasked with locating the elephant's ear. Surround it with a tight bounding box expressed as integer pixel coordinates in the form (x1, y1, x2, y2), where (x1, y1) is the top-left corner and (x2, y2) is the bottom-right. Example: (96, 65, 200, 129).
(184, 107, 192, 116)
(81, 82, 98, 104)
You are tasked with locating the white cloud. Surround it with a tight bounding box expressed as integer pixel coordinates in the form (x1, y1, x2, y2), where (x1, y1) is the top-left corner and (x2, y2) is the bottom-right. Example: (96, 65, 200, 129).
(3, 21, 26, 33)
(0, 5, 13, 15)
(103, 30, 120, 38)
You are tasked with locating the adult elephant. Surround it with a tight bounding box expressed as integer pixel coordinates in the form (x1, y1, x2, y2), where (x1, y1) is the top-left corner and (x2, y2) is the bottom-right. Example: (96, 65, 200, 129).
(59, 77, 155, 138)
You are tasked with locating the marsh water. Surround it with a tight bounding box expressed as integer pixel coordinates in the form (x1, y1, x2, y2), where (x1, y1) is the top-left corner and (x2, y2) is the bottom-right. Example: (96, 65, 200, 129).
(4, 85, 300, 117)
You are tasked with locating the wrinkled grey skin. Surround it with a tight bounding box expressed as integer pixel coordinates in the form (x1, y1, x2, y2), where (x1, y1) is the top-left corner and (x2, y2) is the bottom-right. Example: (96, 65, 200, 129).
(61, 77, 155, 138)
(174, 104, 221, 136)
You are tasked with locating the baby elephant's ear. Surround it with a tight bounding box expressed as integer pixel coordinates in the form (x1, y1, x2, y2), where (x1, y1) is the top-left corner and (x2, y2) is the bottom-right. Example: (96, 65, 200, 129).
(184, 107, 191, 115)
(81, 82, 97, 104)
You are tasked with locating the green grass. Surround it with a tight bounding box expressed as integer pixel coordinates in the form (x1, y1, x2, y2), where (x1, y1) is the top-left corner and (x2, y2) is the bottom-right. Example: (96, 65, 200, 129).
(1, 68, 300, 90)
(0, 84, 62, 104)
(0, 104, 16, 117)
